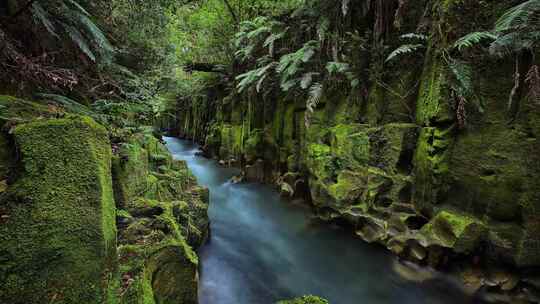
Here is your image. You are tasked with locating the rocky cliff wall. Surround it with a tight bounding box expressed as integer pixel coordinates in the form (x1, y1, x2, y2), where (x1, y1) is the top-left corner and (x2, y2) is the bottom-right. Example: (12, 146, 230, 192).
(173, 0, 540, 298)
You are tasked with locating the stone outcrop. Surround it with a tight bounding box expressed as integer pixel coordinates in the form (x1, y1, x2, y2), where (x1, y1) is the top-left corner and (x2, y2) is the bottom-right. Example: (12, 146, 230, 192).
(0, 96, 209, 304)
(113, 133, 208, 304)
(0, 116, 117, 304)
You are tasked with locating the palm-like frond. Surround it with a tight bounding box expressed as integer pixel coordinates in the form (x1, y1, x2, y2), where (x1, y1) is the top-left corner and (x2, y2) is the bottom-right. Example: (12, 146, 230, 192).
(31, 2, 59, 38)
(30, 0, 114, 62)
(494, 0, 540, 33)
(385, 44, 425, 62)
(453, 32, 498, 51)
(400, 33, 428, 41)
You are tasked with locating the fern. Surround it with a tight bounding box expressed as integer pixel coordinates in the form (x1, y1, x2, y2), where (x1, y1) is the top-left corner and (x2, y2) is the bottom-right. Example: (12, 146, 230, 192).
(31, 2, 59, 38)
(385, 44, 425, 62)
(277, 40, 319, 91)
(64, 24, 96, 62)
(305, 83, 324, 128)
(400, 33, 428, 41)
(37, 93, 95, 116)
(236, 62, 277, 93)
(453, 32, 497, 51)
(326, 62, 351, 74)
(300, 72, 319, 89)
(30, 0, 114, 62)
(494, 0, 540, 33)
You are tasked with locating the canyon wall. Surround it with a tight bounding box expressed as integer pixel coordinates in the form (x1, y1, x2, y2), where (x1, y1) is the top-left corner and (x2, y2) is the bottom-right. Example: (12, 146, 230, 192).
(173, 0, 540, 291)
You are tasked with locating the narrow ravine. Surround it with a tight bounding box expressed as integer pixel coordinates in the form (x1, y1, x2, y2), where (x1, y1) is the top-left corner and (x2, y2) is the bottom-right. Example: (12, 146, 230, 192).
(164, 137, 476, 304)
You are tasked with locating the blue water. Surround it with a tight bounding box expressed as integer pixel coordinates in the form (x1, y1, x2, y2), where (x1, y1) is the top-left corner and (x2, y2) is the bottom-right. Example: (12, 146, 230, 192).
(163, 137, 475, 304)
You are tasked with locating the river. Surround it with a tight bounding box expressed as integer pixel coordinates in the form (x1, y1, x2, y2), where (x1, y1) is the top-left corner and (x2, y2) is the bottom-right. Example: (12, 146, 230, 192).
(163, 137, 476, 304)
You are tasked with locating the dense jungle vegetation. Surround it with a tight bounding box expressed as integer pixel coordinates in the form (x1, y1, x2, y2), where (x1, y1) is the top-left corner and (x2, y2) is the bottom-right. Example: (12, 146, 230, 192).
(1, 0, 540, 303)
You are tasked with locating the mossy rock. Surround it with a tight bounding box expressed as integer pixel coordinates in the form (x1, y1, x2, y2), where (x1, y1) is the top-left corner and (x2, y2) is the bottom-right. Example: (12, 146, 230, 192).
(113, 141, 150, 208)
(276, 295, 329, 304)
(147, 244, 198, 304)
(0, 116, 117, 304)
(421, 210, 486, 254)
(0, 95, 50, 123)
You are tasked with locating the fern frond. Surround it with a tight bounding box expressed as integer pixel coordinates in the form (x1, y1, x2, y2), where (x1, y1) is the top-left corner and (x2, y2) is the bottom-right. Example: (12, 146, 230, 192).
(326, 62, 351, 74)
(453, 32, 498, 51)
(31, 2, 59, 38)
(307, 83, 323, 113)
(74, 12, 115, 56)
(37, 93, 94, 116)
(300, 72, 319, 89)
(385, 44, 425, 62)
(400, 33, 428, 41)
(66, 0, 91, 16)
(448, 59, 474, 97)
(495, 0, 540, 33)
(64, 24, 96, 61)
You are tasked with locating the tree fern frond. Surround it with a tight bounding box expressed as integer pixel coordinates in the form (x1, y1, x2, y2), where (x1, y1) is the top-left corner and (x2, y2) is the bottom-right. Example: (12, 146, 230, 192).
(342, 0, 351, 16)
(326, 62, 351, 74)
(37, 93, 94, 116)
(448, 59, 474, 97)
(64, 24, 96, 61)
(301, 72, 319, 89)
(495, 0, 540, 33)
(66, 0, 91, 16)
(307, 83, 323, 113)
(453, 31, 498, 51)
(31, 2, 59, 38)
(74, 12, 115, 55)
(385, 44, 425, 62)
(400, 33, 428, 41)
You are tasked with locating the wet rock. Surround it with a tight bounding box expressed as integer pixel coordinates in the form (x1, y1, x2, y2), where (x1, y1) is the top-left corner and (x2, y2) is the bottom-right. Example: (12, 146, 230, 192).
(280, 182, 294, 198)
(245, 159, 265, 182)
(230, 174, 244, 184)
(421, 210, 486, 254)
(392, 260, 436, 283)
(409, 242, 427, 261)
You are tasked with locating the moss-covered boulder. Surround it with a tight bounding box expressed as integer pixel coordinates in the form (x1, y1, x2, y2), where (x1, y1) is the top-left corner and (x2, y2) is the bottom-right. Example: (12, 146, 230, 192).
(421, 210, 486, 254)
(113, 141, 150, 208)
(276, 295, 329, 304)
(0, 116, 117, 304)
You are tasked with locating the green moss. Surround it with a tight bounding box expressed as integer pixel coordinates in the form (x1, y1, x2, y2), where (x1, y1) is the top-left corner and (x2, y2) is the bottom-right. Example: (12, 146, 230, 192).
(0, 95, 50, 122)
(306, 143, 336, 183)
(415, 54, 453, 126)
(113, 141, 150, 208)
(330, 124, 370, 169)
(421, 210, 486, 253)
(0, 116, 117, 304)
(413, 127, 452, 212)
(220, 124, 244, 159)
(276, 295, 329, 304)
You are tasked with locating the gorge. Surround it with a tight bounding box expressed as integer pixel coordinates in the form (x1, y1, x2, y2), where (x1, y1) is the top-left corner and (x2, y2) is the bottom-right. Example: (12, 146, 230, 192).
(1, 0, 540, 303)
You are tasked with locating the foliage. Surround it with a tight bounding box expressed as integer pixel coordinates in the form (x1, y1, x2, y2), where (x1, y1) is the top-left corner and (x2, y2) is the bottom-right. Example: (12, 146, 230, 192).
(30, 0, 114, 63)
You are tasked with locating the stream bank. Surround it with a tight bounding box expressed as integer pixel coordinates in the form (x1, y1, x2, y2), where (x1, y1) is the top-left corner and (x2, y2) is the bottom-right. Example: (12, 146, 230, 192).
(165, 137, 477, 304)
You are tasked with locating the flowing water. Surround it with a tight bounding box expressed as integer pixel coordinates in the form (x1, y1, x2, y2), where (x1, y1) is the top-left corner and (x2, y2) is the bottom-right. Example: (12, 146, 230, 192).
(164, 137, 476, 304)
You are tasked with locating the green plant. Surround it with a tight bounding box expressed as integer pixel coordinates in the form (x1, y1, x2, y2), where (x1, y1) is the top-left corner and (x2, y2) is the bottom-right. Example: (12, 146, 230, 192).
(31, 0, 114, 62)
